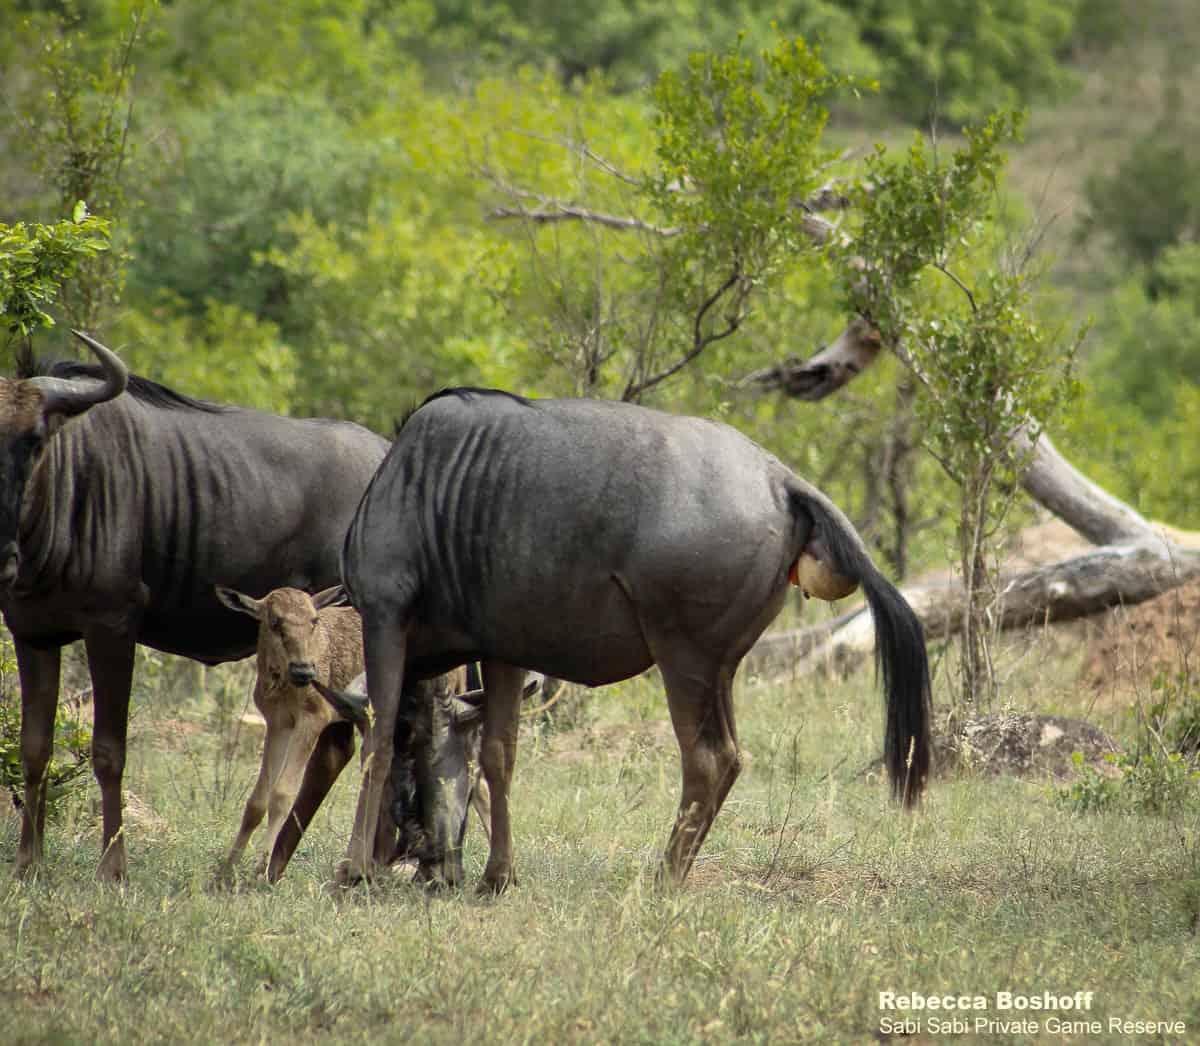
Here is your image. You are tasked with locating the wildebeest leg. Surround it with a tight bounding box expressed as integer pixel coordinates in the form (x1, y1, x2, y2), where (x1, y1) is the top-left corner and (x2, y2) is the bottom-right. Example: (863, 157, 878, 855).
(85, 632, 137, 882)
(220, 709, 290, 879)
(259, 718, 326, 875)
(478, 660, 525, 894)
(657, 657, 741, 886)
(374, 755, 403, 868)
(14, 641, 62, 878)
(339, 620, 407, 885)
(267, 722, 355, 883)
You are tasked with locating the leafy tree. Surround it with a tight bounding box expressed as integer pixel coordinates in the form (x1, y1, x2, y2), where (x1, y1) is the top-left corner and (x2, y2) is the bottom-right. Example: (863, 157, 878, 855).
(128, 89, 376, 328)
(485, 37, 852, 402)
(834, 114, 1082, 706)
(9, 0, 152, 331)
(1081, 125, 1200, 276)
(1063, 243, 1200, 528)
(263, 209, 516, 430)
(0, 208, 112, 351)
(108, 298, 297, 414)
(835, 0, 1080, 124)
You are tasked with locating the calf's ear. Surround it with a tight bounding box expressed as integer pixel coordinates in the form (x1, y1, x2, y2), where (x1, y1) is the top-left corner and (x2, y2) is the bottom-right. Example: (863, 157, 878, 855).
(215, 586, 264, 619)
(312, 584, 350, 611)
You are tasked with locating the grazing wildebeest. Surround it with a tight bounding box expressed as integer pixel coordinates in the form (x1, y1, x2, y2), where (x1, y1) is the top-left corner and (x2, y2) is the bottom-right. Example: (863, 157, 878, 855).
(0, 332, 388, 880)
(313, 668, 493, 885)
(337, 388, 932, 892)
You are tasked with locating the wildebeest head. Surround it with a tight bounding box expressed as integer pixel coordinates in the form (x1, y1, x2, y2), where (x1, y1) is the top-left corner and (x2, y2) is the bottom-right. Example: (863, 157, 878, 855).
(314, 670, 486, 887)
(0, 330, 128, 588)
(215, 584, 347, 687)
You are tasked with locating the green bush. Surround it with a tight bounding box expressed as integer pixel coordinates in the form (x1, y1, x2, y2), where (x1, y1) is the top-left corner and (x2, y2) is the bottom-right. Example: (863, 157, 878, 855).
(1057, 750, 1199, 815)
(1058, 671, 1200, 815)
(0, 632, 93, 816)
(1082, 134, 1200, 272)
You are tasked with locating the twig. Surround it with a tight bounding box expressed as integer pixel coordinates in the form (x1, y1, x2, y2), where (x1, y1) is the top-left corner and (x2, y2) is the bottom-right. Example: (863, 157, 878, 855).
(621, 267, 744, 401)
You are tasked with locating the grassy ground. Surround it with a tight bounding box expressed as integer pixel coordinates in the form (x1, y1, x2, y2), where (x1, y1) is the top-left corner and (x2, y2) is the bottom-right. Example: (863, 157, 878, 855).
(3, 629, 1198, 1045)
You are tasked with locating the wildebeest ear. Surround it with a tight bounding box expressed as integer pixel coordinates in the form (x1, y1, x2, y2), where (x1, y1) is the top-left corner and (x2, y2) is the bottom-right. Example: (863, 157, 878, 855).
(450, 696, 484, 730)
(311, 584, 349, 611)
(215, 586, 264, 619)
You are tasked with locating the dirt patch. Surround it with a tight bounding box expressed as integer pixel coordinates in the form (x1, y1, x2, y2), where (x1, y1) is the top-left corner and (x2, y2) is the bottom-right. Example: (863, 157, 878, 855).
(1079, 577, 1200, 697)
(935, 712, 1120, 780)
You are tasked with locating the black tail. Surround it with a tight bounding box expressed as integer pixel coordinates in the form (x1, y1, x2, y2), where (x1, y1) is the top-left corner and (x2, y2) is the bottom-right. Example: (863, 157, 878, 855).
(789, 484, 932, 805)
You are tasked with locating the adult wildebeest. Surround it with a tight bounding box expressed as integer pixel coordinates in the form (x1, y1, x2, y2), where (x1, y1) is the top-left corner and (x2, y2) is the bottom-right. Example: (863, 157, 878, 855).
(338, 388, 932, 892)
(0, 332, 388, 880)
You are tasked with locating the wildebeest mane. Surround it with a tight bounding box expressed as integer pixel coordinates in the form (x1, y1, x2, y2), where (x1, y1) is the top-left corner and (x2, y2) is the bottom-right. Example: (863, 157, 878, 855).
(397, 386, 533, 435)
(16, 357, 230, 414)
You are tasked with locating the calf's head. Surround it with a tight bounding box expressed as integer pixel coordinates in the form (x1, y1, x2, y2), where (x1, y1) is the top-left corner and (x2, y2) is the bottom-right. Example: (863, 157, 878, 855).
(0, 331, 127, 588)
(215, 584, 347, 687)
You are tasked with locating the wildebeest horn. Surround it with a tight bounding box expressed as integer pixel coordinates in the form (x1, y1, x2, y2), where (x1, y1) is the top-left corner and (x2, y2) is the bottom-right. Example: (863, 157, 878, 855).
(311, 584, 349, 611)
(312, 679, 370, 732)
(451, 696, 484, 728)
(28, 330, 129, 417)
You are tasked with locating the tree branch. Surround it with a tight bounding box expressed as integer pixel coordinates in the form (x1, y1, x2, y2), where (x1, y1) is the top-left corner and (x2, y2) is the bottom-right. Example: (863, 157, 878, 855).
(488, 203, 680, 236)
(743, 316, 882, 400)
(622, 267, 745, 401)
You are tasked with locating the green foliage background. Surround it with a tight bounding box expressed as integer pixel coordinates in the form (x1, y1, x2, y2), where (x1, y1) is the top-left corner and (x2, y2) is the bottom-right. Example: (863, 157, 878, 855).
(1, 0, 1197, 552)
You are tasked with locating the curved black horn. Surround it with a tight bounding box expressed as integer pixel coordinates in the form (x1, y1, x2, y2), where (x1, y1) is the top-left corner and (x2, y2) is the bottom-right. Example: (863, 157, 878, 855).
(451, 696, 484, 728)
(28, 330, 129, 417)
(313, 679, 370, 732)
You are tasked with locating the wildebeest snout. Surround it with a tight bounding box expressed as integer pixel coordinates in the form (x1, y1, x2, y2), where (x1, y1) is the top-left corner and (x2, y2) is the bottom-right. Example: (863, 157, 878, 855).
(288, 661, 318, 686)
(0, 541, 19, 587)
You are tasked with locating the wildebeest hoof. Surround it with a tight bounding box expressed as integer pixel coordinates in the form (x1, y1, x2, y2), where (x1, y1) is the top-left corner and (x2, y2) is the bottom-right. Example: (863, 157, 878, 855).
(96, 849, 128, 884)
(477, 867, 516, 896)
(334, 858, 373, 887)
(212, 860, 239, 890)
(13, 855, 44, 882)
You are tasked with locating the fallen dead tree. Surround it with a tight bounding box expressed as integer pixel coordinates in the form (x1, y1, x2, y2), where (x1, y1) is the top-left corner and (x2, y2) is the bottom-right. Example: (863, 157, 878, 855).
(746, 539, 1200, 680)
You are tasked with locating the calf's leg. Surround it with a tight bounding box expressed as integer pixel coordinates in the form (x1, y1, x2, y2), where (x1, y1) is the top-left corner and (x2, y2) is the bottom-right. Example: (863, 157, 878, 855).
(220, 703, 290, 879)
(259, 716, 327, 874)
(267, 721, 355, 882)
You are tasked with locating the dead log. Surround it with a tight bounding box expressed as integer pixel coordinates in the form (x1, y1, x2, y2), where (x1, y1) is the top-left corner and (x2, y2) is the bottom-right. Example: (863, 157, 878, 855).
(746, 321, 1161, 547)
(745, 539, 1200, 680)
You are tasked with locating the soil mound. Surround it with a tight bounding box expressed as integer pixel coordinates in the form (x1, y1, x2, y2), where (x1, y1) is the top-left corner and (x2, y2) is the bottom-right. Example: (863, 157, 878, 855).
(935, 712, 1119, 779)
(1079, 577, 1200, 694)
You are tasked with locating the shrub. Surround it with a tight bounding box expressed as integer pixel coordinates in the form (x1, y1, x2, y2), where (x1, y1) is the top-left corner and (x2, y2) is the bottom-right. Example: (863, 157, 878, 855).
(0, 632, 92, 816)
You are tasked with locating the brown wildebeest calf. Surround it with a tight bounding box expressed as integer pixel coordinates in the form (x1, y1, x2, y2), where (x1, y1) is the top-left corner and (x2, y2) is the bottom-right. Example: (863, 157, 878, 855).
(215, 584, 363, 880)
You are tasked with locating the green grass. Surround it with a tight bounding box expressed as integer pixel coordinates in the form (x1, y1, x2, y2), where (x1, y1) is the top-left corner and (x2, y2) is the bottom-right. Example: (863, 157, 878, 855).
(3, 634, 1199, 1045)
